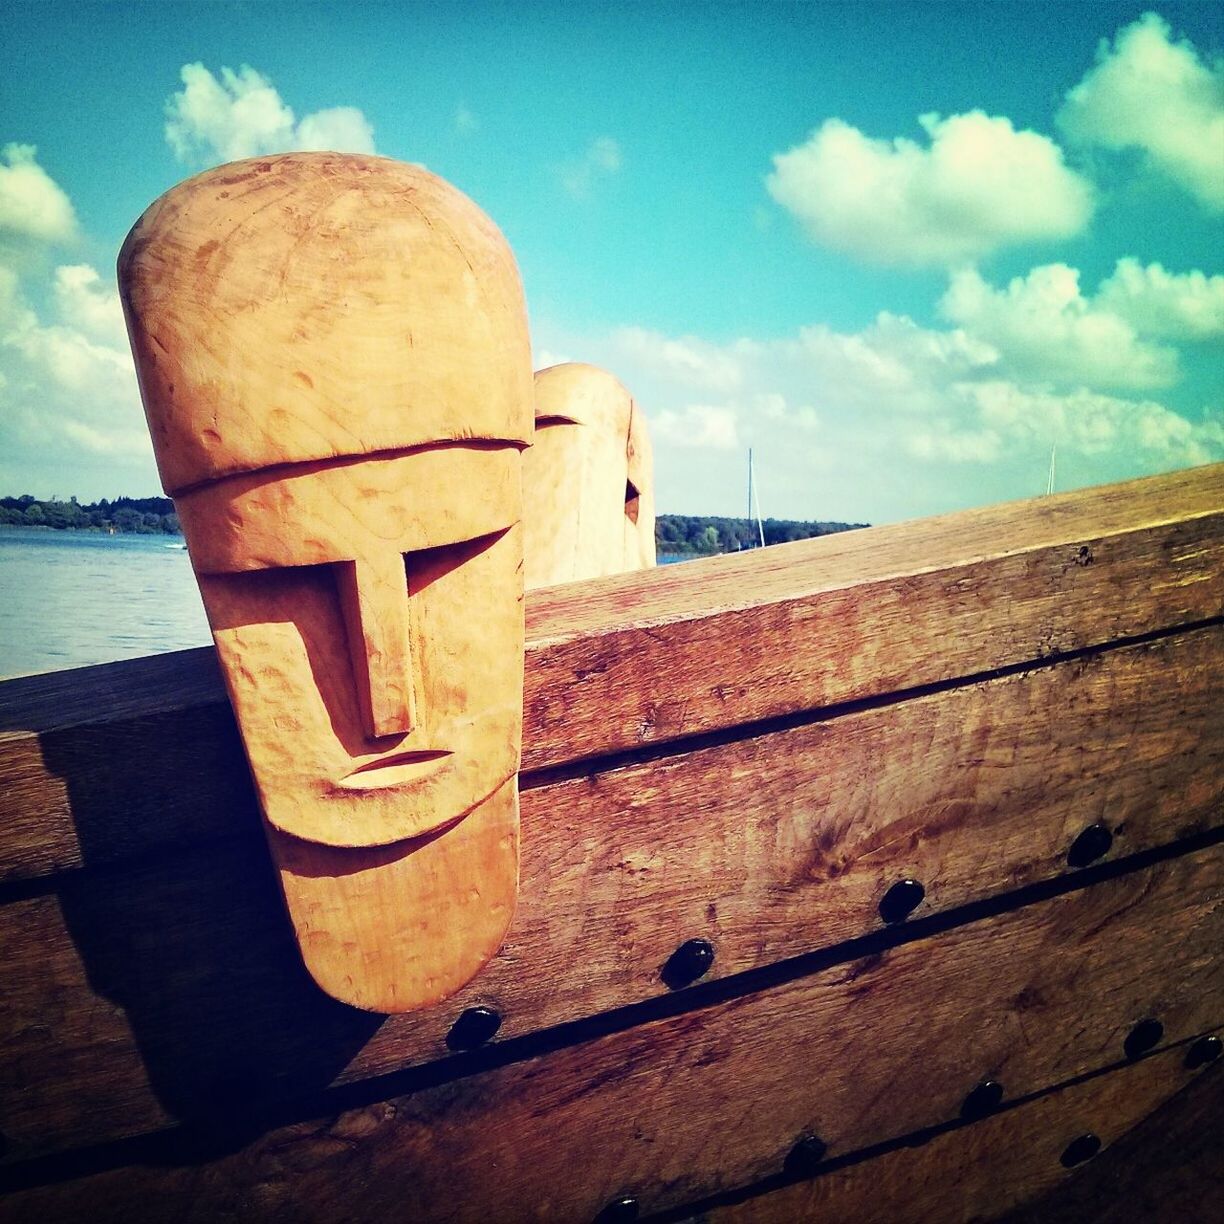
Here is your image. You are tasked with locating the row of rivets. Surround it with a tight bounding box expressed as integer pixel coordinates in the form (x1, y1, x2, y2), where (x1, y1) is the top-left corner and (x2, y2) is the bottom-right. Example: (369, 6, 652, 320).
(872, 820, 1121, 929)
(452, 925, 1175, 1052)
(591, 1030, 1220, 1219)
(449, 818, 1129, 1051)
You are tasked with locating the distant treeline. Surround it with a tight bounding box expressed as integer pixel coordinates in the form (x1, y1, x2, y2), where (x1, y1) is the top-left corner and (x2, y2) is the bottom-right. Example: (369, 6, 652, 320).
(0, 494, 180, 535)
(1, 494, 866, 553)
(657, 514, 867, 555)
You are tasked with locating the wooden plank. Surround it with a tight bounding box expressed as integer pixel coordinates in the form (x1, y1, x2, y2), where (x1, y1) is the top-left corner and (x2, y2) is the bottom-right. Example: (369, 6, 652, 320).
(1, 845, 1219, 1214)
(0, 630, 1220, 1161)
(700, 1043, 1221, 1224)
(1, 465, 1221, 884)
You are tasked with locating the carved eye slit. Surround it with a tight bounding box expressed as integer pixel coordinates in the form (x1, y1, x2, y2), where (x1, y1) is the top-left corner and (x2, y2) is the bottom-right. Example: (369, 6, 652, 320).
(625, 480, 641, 526)
(403, 526, 512, 596)
(534, 414, 580, 430)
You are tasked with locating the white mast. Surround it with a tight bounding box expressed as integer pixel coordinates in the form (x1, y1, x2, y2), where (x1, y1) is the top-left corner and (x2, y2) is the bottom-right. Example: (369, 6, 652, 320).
(1045, 443, 1057, 496)
(749, 449, 765, 548)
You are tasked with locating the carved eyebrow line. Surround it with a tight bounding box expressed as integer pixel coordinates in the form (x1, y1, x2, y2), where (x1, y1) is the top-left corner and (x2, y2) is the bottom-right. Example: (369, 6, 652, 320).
(173, 437, 524, 498)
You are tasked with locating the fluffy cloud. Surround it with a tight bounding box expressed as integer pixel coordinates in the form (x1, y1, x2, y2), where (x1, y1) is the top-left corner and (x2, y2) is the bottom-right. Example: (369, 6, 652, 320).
(559, 137, 622, 199)
(940, 264, 1180, 391)
(1057, 12, 1224, 212)
(165, 63, 376, 165)
(767, 111, 1094, 266)
(964, 381, 1222, 466)
(539, 285, 1221, 522)
(614, 326, 746, 394)
(52, 265, 129, 347)
(0, 258, 153, 487)
(1096, 258, 1224, 341)
(0, 144, 78, 245)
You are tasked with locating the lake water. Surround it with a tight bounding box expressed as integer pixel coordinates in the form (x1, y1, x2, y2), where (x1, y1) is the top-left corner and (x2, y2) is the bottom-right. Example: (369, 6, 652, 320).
(0, 528, 693, 679)
(0, 528, 211, 678)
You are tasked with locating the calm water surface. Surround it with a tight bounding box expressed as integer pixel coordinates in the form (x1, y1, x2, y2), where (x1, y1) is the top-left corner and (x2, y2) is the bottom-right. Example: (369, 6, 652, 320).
(0, 527, 211, 678)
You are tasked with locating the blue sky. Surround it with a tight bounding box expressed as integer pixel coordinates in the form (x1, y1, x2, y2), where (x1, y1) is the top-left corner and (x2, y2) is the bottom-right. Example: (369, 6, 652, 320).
(1, 1, 1221, 523)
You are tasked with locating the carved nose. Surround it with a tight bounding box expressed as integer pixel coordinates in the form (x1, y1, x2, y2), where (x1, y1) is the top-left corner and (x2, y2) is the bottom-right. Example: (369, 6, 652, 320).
(336, 552, 417, 739)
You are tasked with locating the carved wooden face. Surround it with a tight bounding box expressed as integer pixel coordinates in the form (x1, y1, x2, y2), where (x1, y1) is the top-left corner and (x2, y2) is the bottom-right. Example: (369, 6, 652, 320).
(177, 444, 524, 850)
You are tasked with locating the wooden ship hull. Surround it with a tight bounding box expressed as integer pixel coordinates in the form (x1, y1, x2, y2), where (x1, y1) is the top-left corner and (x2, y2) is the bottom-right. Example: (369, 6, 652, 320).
(0, 463, 1220, 1222)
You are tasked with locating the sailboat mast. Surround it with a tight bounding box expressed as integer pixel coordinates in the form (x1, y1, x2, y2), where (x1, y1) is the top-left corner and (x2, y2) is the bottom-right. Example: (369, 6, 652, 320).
(747, 447, 753, 521)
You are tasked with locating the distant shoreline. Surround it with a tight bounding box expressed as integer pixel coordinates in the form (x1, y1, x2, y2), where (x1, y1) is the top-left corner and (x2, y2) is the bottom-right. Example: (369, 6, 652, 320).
(1, 497, 869, 553)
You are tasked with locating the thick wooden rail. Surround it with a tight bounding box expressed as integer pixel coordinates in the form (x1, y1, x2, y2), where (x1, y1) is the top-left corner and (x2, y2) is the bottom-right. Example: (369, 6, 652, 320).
(0, 465, 1221, 1219)
(2, 465, 1221, 882)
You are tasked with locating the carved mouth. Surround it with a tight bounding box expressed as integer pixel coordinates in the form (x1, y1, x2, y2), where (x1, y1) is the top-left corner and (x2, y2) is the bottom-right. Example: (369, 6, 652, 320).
(337, 750, 453, 791)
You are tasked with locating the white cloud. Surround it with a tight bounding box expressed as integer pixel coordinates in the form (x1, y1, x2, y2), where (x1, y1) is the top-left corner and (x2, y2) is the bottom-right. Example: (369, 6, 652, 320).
(295, 107, 376, 154)
(614, 326, 746, 393)
(559, 137, 622, 199)
(653, 403, 739, 450)
(1096, 258, 1224, 341)
(165, 63, 376, 165)
(0, 144, 78, 245)
(52, 265, 129, 347)
(940, 264, 1180, 391)
(965, 381, 1223, 467)
(538, 294, 1221, 523)
(1057, 12, 1224, 212)
(454, 104, 479, 135)
(767, 111, 1094, 266)
(0, 258, 154, 478)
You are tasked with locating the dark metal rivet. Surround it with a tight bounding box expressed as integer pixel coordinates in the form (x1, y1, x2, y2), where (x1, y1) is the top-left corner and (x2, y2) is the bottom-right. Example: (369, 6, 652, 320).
(1185, 1035, 1222, 1069)
(446, 1005, 501, 1051)
(1060, 1133, 1101, 1168)
(784, 1133, 828, 1176)
(878, 879, 925, 925)
(960, 1079, 1004, 1120)
(662, 938, 715, 989)
(1124, 1017, 1164, 1060)
(1067, 823, 1112, 869)
(594, 1195, 639, 1224)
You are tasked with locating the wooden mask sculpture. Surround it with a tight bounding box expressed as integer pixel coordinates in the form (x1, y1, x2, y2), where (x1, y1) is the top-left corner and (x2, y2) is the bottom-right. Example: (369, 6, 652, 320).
(524, 362, 656, 588)
(119, 153, 533, 1013)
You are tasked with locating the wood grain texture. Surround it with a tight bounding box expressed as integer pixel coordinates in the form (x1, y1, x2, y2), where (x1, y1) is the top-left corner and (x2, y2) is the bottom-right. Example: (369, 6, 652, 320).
(118, 153, 533, 492)
(2, 464, 1222, 886)
(0, 628, 1220, 1162)
(1, 851, 1219, 1219)
(699, 1042, 1221, 1224)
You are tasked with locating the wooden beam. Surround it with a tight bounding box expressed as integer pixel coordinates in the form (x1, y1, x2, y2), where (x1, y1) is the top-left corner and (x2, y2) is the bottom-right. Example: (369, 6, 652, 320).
(0, 850, 1219, 1216)
(1, 465, 1222, 885)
